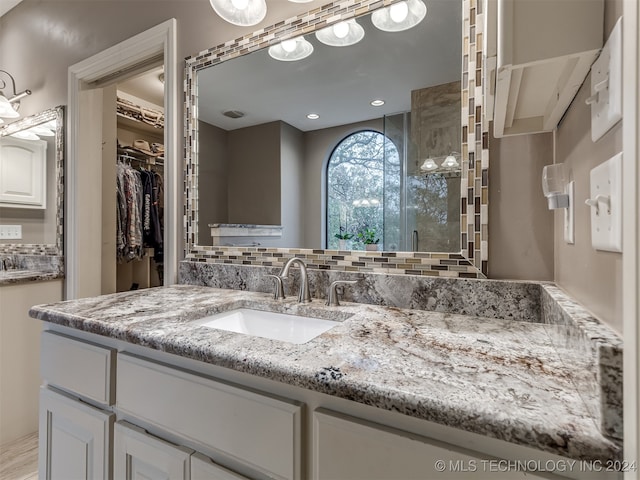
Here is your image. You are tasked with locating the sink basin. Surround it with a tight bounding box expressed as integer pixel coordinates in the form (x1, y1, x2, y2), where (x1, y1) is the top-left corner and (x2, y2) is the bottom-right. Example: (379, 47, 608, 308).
(191, 308, 339, 344)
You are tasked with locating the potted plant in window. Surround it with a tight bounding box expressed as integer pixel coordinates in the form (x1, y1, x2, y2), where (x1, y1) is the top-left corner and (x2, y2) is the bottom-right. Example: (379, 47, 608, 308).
(334, 226, 353, 250)
(357, 226, 380, 251)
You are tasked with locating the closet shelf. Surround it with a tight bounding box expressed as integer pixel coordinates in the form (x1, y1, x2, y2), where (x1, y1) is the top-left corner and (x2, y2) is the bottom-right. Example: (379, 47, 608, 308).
(117, 114, 164, 135)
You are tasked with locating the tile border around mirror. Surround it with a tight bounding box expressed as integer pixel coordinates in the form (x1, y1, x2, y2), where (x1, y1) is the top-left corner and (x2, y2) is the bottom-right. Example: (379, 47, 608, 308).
(0, 106, 65, 257)
(184, 0, 489, 279)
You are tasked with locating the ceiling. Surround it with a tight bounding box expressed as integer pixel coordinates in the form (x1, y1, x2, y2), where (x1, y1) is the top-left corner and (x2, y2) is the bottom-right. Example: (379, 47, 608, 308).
(117, 65, 165, 108)
(197, 0, 461, 132)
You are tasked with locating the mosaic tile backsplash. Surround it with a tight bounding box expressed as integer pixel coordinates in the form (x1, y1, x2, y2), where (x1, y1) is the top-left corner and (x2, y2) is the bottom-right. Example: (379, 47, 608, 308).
(184, 0, 489, 278)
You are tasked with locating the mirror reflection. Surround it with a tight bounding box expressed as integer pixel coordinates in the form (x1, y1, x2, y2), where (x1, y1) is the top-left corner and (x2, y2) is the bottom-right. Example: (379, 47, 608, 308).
(0, 107, 64, 254)
(195, 0, 461, 252)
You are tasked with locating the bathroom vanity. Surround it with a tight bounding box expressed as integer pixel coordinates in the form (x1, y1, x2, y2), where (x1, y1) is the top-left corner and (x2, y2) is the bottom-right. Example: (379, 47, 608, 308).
(30, 279, 623, 480)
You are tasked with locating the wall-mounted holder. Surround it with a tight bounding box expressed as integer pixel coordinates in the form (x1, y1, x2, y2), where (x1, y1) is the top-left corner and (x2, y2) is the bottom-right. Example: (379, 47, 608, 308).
(586, 153, 622, 252)
(542, 163, 574, 244)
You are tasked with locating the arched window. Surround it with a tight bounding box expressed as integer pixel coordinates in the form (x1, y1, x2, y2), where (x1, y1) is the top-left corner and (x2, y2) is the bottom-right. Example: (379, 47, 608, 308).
(326, 130, 399, 250)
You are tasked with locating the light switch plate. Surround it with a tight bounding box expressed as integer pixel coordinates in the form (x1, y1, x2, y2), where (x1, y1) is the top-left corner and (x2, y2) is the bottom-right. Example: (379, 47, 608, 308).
(589, 153, 622, 252)
(590, 17, 622, 142)
(0, 225, 22, 240)
(564, 181, 574, 244)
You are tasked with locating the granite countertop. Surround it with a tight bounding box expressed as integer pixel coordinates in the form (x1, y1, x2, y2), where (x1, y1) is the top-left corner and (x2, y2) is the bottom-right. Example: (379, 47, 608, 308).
(0, 269, 62, 285)
(29, 285, 621, 462)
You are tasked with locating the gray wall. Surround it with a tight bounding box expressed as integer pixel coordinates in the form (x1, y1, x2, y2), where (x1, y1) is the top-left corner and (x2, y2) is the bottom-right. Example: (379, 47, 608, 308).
(227, 121, 281, 224)
(280, 122, 305, 248)
(198, 120, 229, 244)
(553, 0, 623, 333)
(489, 132, 554, 281)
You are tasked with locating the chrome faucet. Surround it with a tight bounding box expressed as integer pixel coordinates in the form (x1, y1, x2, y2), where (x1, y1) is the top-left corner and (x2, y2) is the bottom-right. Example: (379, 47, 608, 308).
(326, 280, 357, 306)
(279, 258, 312, 303)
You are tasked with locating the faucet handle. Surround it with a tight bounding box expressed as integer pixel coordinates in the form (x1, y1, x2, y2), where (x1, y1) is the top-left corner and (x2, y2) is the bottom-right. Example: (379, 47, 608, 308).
(265, 274, 286, 300)
(326, 280, 357, 306)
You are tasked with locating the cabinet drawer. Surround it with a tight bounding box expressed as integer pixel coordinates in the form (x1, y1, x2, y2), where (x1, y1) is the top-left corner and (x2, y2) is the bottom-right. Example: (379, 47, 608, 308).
(312, 409, 549, 480)
(41, 331, 116, 405)
(117, 354, 302, 480)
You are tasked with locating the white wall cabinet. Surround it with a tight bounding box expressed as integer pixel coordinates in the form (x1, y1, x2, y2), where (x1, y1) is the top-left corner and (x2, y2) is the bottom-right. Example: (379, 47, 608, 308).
(38, 387, 114, 480)
(484, 0, 603, 137)
(0, 136, 47, 209)
(191, 453, 252, 480)
(114, 421, 193, 480)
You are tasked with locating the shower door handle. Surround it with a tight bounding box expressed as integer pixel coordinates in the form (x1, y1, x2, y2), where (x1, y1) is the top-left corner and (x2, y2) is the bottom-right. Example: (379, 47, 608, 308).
(412, 230, 418, 251)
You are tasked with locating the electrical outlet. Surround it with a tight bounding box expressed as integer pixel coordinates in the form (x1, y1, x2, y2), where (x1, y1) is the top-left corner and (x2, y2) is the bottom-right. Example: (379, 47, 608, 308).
(0, 225, 22, 240)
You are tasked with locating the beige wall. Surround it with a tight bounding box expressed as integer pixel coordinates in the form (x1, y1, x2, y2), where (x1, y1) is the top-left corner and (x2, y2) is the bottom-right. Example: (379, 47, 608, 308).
(553, 0, 623, 333)
(488, 132, 554, 281)
(0, 279, 63, 445)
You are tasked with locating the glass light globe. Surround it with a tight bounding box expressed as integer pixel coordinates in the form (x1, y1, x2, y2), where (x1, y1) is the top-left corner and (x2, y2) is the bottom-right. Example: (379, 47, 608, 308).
(209, 0, 267, 26)
(442, 155, 459, 168)
(371, 0, 427, 32)
(389, 1, 409, 23)
(420, 158, 438, 171)
(281, 39, 297, 53)
(11, 130, 40, 140)
(315, 19, 365, 47)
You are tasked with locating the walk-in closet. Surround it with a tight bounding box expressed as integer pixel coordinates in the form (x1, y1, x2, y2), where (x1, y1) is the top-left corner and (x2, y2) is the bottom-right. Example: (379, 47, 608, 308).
(101, 65, 165, 293)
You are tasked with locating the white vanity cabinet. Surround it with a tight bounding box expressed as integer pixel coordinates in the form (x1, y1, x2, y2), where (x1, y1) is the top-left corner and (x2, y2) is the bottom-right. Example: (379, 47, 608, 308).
(38, 387, 114, 480)
(0, 136, 47, 209)
(312, 409, 547, 480)
(114, 421, 193, 480)
(38, 327, 611, 480)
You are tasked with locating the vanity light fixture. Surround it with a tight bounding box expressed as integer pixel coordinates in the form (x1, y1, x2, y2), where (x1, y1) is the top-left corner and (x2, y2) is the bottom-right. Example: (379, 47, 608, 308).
(315, 20, 365, 47)
(370, 99, 385, 107)
(10, 130, 40, 141)
(268, 37, 314, 62)
(371, 0, 427, 32)
(442, 153, 459, 169)
(307, 113, 320, 119)
(28, 125, 55, 137)
(0, 70, 31, 119)
(209, 0, 267, 26)
(420, 158, 438, 171)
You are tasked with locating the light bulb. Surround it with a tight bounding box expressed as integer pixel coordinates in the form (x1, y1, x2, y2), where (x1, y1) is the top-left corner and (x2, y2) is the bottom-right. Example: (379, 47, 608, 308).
(420, 159, 438, 171)
(231, 0, 249, 9)
(390, 1, 409, 23)
(333, 22, 350, 39)
(281, 39, 297, 52)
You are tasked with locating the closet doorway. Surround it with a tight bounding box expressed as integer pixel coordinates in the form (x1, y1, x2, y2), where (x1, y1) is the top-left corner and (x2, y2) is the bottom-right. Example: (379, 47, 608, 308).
(66, 20, 178, 300)
(102, 67, 166, 293)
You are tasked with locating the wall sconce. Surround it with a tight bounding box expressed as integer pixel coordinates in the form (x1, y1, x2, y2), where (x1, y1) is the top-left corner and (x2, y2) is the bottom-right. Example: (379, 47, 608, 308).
(542, 163, 570, 209)
(0, 70, 31, 119)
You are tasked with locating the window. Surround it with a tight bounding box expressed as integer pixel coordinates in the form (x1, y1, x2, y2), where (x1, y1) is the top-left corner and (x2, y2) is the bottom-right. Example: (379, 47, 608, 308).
(326, 130, 399, 250)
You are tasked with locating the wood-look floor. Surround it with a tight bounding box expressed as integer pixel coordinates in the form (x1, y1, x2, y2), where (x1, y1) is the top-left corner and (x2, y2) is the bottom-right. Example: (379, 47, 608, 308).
(0, 432, 38, 480)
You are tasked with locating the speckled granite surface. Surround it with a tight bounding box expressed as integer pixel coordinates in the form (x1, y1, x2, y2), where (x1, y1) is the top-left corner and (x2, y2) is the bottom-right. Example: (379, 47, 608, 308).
(0, 255, 63, 285)
(30, 285, 621, 462)
(179, 261, 542, 321)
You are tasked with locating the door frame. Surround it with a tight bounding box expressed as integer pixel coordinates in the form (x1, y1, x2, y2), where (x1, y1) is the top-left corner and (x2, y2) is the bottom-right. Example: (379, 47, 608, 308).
(66, 19, 178, 299)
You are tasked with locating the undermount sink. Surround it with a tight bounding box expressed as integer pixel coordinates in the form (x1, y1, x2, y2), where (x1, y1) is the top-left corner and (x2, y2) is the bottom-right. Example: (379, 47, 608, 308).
(191, 308, 339, 344)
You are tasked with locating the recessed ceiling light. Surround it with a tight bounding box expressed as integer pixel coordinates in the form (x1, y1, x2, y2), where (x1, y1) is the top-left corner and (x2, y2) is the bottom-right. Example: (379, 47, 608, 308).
(307, 113, 320, 119)
(371, 99, 385, 107)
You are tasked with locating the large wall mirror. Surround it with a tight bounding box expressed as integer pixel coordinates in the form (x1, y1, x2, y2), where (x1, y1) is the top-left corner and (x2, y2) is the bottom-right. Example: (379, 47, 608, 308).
(0, 106, 65, 256)
(185, 0, 488, 277)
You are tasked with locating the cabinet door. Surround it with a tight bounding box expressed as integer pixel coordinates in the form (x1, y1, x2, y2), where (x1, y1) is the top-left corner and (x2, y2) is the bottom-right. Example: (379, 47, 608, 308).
(0, 136, 47, 209)
(191, 452, 251, 480)
(38, 387, 113, 480)
(312, 409, 549, 480)
(113, 421, 193, 480)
